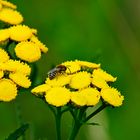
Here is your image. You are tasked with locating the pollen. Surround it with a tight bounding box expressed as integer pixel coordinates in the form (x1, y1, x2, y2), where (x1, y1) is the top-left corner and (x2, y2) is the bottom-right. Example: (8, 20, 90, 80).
(0, 8, 23, 25)
(15, 41, 41, 62)
(0, 78, 17, 102)
(9, 72, 31, 88)
(45, 87, 71, 107)
(69, 71, 91, 89)
(9, 25, 33, 41)
(100, 87, 124, 107)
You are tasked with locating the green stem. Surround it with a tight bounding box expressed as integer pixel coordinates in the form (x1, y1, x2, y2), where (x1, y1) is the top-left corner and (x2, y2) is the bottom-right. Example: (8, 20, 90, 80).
(55, 107, 62, 140)
(84, 103, 108, 123)
(68, 120, 81, 140)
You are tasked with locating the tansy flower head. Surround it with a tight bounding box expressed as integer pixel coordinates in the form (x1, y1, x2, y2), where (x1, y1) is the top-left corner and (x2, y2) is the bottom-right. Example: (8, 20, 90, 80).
(76, 60, 100, 69)
(45, 75, 71, 87)
(31, 84, 51, 96)
(45, 87, 71, 107)
(0, 29, 10, 42)
(1, 59, 31, 75)
(93, 69, 117, 82)
(80, 88, 100, 106)
(9, 72, 31, 88)
(9, 25, 33, 41)
(91, 75, 109, 89)
(69, 71, 91, 89)
(0, 48, 9, 62)
(100, 87, 124, 107)
(0, 70, 4, 79)
(0, 78, 17, 102)
(0, 8, 23, 25)
(71, 92, 87, 106)
(15, 41, 41, 62)
(0, 0, 17, 9)
(62, 61, 81, 74)
(30, 35, 48, 53)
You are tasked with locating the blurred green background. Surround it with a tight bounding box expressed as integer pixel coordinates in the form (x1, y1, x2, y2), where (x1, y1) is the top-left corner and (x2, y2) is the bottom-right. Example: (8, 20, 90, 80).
(0, 0, 140, 139)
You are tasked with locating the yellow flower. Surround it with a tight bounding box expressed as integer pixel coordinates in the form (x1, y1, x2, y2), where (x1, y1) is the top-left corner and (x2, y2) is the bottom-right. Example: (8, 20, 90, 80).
(93, 69, 117, 82)
(71, 92, 86, 106)
(62, 61, 81, 74)
(91, 75, 109, 89)
(0, 3, 2, 10)
(100, 87, 124, 107)
(9, 72, 31, 88)
(76, 60, 100, 69)
(30, 35, 48, 53)
(0, 8, 23, 25)
(0, 78, 17, 102)
(0, 29, 10, 42)
(0, 70, 4, 79)
(9, 25, 33, 41)
(15, 41, 41, 62)
(69, 71, 91, 89)
(0, 48, 9, 62)
(80, 88, 100, 106)
(0, 0, 17, 9)
(45, 87, 71, 107)
(31, 84, 51, 96)
(2, 59, 31, 75)
(31, 28, 37, 34)
(45, 75, 71, 87)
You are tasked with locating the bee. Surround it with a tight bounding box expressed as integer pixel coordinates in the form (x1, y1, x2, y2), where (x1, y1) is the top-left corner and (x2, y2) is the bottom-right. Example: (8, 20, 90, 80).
(48, 65, 67, 80)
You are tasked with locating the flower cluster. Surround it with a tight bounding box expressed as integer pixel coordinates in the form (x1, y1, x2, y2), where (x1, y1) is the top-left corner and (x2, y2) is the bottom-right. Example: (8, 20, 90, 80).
(0, 0, 48, 102)
(0, 48, 31, 101)
(32, 60, 124, 107)
(0, 0, 48, 63)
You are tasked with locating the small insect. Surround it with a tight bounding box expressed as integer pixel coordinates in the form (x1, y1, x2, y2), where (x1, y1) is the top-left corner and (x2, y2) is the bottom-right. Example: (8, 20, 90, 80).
(48, 65, 67, 80)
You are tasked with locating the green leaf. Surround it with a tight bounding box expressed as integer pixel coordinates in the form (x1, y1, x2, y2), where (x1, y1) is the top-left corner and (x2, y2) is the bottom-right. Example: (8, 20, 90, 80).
(5, 123, 29, 140)
(84, 122, 100, 126)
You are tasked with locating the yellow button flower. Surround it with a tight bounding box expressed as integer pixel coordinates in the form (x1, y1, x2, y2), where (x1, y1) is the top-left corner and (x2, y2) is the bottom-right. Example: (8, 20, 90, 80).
(92, 75, 109, 89)
(62, 61, 81, 74)
(0, 48, 9, 62)
(45, 75, 71, 87)
(15, 41, 41, 62)
(31, 84, 51, 96)
(0, 70, 4, 79)
(2, 59, 31, 75)
(0, 29, 10, 42)
(30, 35, 48, 53)
(45, 87, 71, 107)
(9, 72, 31, 88)
(70, 71, 91, 89)
(0, 78, 17, 102)
(9, 25, 33, 41)
(93, 69, 117, 82)
(71, 92, 86, 106)
(76, 60, 100, 69)
(0, 0, 17, 9)
(100, 87, 124, 107)
(80, 88, 100, 106)
(0, 8, 23, 25)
